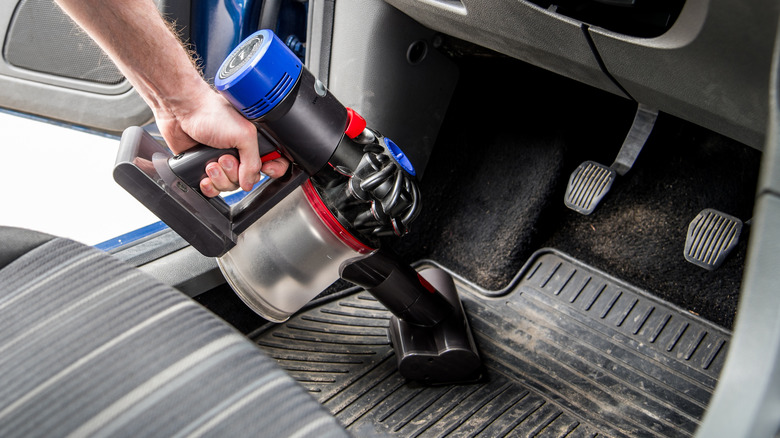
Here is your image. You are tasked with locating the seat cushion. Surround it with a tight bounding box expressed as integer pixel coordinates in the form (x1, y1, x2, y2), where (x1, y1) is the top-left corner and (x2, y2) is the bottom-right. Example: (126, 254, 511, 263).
(0, 233, 347, 437)
(0, 226, 54, 270)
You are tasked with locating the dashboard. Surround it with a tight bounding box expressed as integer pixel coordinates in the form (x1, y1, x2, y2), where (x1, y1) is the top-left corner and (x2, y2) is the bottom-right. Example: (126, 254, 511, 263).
(383, 0, 778, 150)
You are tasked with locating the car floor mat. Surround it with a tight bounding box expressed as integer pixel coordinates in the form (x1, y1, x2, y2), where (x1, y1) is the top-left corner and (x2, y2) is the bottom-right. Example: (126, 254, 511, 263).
(251, 249, 730, 437)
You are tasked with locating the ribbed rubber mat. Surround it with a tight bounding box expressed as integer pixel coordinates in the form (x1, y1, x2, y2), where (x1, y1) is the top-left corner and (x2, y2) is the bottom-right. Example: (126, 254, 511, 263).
(252, 250, 730, 437)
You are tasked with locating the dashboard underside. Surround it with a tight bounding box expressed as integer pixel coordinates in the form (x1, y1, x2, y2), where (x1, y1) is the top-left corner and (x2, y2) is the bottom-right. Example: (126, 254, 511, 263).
(383, 0, 778, 150)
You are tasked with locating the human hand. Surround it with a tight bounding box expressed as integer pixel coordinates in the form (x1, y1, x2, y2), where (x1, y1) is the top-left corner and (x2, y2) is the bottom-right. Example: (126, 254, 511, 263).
(153, 87, 289, 197)
(200, 153, 289, 198)
(53, 0, 289, 197)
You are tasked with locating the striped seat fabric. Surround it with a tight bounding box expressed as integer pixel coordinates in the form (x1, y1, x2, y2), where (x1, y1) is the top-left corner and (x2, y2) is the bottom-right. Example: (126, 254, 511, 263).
(0, 231, 347, 438)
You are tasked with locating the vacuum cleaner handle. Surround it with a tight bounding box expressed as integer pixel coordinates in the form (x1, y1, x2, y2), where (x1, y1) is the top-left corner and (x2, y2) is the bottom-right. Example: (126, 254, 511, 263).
(166, 134, 282, 190)
(114, 126, 307, 257)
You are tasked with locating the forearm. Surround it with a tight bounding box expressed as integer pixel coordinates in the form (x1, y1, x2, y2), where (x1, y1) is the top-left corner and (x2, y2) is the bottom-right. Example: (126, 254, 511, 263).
(54, 0, 211, 122)
(56, 0, 279, 193)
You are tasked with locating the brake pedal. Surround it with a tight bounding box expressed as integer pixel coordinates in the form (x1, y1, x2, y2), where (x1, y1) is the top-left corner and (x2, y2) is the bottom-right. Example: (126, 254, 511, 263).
(564, 104, 658, 215)
(564, 161, 616, 215)
(684, 209, 743, 270)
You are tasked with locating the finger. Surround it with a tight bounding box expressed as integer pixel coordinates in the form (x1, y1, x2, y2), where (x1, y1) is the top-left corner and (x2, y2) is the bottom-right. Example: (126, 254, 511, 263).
(199, 178, 220, 198)
(205, 162, 239, 192)
(218, 154, 240, 186)
(261, 158, 290, 179)
(236, 140, 262, 192)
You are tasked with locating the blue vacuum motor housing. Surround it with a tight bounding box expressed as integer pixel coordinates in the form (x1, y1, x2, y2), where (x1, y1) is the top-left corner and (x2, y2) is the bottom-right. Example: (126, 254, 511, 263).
(215, 29, 302, 120)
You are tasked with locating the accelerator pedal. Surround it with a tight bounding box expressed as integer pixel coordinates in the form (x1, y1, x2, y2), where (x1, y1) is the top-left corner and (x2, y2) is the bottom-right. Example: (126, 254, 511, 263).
(565, 104, 658, 215)
(684, 208, 743, 270)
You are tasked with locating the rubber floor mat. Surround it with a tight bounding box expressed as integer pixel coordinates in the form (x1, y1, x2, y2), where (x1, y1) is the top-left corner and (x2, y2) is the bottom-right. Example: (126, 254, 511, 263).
(251, 249, 730, 437)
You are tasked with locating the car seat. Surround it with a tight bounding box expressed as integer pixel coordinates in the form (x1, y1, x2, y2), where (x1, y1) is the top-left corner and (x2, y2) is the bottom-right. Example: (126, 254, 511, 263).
(0, 226, 347, 437)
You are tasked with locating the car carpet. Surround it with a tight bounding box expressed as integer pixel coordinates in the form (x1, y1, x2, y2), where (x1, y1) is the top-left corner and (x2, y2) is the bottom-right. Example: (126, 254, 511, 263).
(389, 55, 760, 330)
(541, 114, 760, 330)
(387, 56, 612, 291)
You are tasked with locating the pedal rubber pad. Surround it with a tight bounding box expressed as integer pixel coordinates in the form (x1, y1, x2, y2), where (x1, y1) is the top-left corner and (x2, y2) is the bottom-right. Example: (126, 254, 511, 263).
(564, 161, 616, 215)
(684, 209, 743, 270)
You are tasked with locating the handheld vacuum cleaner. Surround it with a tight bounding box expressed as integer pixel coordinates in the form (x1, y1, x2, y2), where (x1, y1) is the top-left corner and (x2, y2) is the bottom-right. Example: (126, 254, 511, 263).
(114, 30, 481, 384)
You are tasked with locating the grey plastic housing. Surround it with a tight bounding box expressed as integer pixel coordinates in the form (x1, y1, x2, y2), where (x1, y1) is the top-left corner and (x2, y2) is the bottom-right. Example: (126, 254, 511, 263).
(383, 0, 778, 149)
(588, 0, 778, 149)
(695, 21, 780, 437)
(381, 0, 628, 98)
(327, 0, 460, 176)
